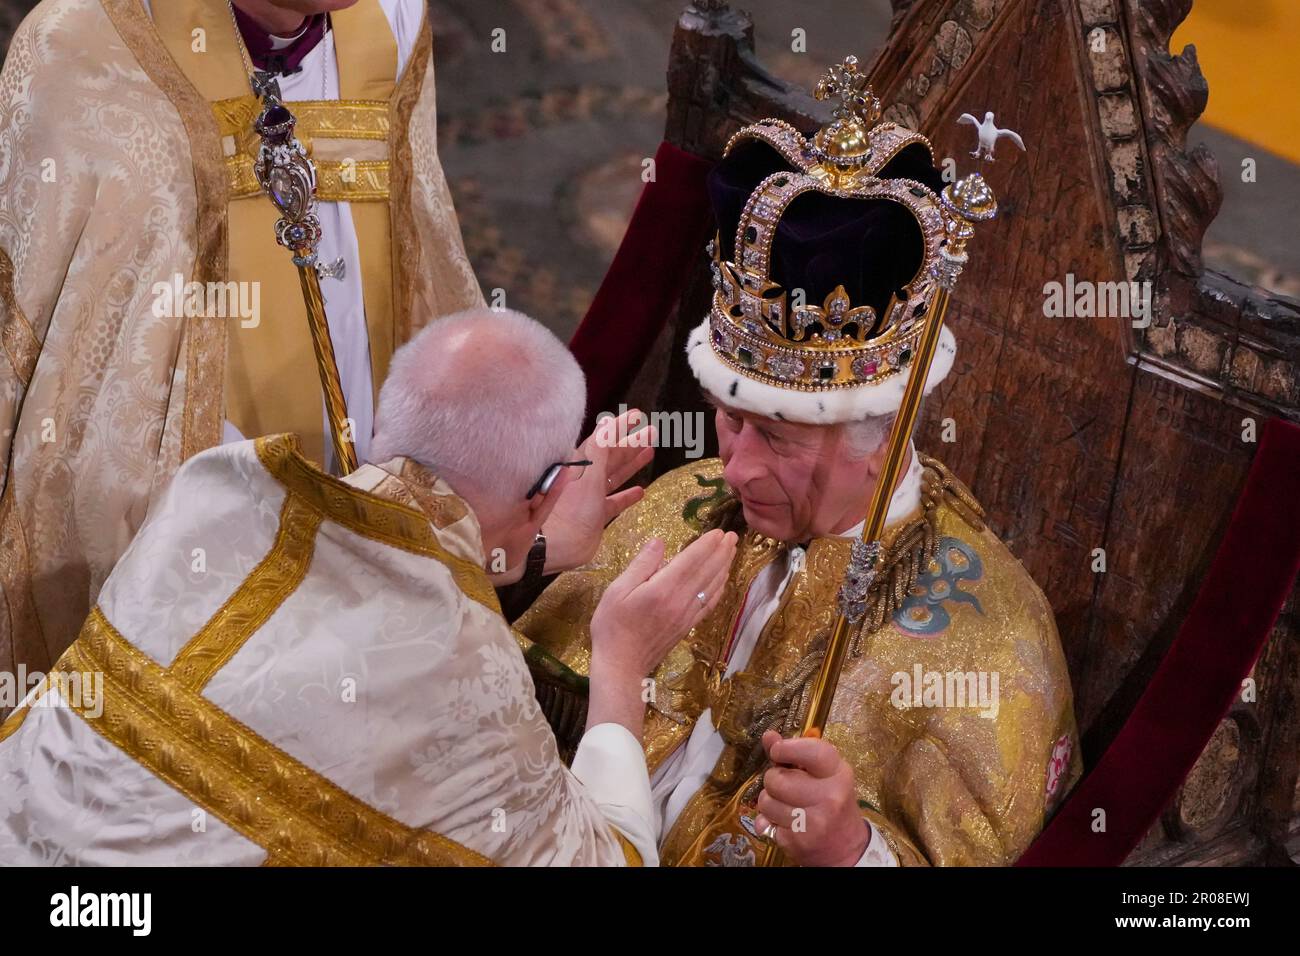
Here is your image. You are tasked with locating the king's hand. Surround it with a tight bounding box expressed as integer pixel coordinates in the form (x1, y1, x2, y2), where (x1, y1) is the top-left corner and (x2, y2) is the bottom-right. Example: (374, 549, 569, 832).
(754, 730, 872, 867)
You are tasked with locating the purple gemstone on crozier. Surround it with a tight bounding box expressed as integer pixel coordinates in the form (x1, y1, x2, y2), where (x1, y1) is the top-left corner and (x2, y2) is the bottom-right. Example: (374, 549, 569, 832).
(256, 105, 294, 142)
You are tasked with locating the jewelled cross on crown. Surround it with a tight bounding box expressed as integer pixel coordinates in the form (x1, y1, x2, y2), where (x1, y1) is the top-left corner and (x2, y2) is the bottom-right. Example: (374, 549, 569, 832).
(814, 55, 882, 128)
(808, 55, 884, 185)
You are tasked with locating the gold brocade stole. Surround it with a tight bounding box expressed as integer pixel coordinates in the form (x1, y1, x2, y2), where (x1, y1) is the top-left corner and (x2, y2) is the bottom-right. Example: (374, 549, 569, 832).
(639, 531, 782, 775)
(152, 0, 401, 465)
(658, 533, 858, 866)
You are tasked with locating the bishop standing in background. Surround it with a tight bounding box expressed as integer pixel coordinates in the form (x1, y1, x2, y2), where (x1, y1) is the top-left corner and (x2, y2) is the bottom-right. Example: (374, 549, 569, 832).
(0, 0, 483, 684)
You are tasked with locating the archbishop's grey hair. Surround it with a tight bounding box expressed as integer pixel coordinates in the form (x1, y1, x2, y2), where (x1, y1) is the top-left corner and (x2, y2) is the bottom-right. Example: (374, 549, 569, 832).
(369, 307, 587, 502)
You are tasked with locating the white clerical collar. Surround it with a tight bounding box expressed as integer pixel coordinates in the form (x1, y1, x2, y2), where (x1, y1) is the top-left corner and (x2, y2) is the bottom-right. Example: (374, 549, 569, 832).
(268, 18, 314, 50)
(834, 442, 923, 540)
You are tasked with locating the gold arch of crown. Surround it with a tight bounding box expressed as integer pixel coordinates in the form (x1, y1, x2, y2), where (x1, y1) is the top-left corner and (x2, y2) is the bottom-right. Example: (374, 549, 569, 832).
(708, 114, 947, 392)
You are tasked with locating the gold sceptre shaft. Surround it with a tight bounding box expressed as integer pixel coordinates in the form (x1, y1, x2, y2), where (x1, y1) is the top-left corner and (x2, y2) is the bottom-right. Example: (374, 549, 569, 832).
(756, 159, 1000, 869)
(249, 72, 358, 474)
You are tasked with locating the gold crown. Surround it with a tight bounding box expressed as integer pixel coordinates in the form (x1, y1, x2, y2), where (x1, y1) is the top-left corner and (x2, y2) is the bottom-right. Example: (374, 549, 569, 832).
(708, 56, 947, 392)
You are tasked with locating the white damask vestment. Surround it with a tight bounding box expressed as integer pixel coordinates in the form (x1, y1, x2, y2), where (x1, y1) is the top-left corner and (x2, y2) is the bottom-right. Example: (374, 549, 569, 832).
(0, 435, 654, 866)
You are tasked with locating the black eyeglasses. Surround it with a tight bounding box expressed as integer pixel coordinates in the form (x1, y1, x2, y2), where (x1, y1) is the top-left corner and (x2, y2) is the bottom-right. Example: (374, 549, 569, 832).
(525, 459, 592, 499)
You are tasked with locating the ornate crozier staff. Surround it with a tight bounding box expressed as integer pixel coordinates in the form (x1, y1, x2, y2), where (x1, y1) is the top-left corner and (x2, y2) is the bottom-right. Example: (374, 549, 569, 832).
(248, 70, 358, 474)
(756, 64, 1006, 867)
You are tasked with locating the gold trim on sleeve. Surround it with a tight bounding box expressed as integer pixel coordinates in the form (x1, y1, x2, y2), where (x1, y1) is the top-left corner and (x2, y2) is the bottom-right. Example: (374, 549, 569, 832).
(0, 674, 48, 744)
(168, 494, 321, 691)
(860, 808, 928, 866)
(387, 13, 432, 346)
(0, 480, 45, 679)
(60, 607, 493, 867)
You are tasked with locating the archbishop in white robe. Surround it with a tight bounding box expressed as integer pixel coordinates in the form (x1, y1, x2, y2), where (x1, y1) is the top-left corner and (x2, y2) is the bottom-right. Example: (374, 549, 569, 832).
(0, 434, 654, 866)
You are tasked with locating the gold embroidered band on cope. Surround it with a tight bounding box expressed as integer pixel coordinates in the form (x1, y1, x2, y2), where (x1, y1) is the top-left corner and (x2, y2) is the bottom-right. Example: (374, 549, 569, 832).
(56, 608, 492, 867)
(168, 494, 322, 691)
(214, 96, 393, 202)
(254, 435, 504, 615)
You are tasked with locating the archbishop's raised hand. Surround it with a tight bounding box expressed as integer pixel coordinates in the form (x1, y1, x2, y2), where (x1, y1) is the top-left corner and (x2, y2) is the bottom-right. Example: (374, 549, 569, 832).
(586, 529, 738, 737)
(543, 409, 657, 572)
(592, 529, 737, 678)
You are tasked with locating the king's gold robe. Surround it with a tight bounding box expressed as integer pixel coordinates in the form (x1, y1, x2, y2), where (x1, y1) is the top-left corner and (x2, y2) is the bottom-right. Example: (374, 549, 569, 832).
(0, 0, 483, 687)
(0, 434, 652, 866)
(518, 454, 1084, 866)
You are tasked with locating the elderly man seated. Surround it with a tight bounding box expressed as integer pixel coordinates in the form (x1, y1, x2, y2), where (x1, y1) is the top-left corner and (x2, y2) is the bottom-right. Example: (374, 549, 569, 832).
(0, 307, 737, 866)
(517, 92, 1082, 866)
